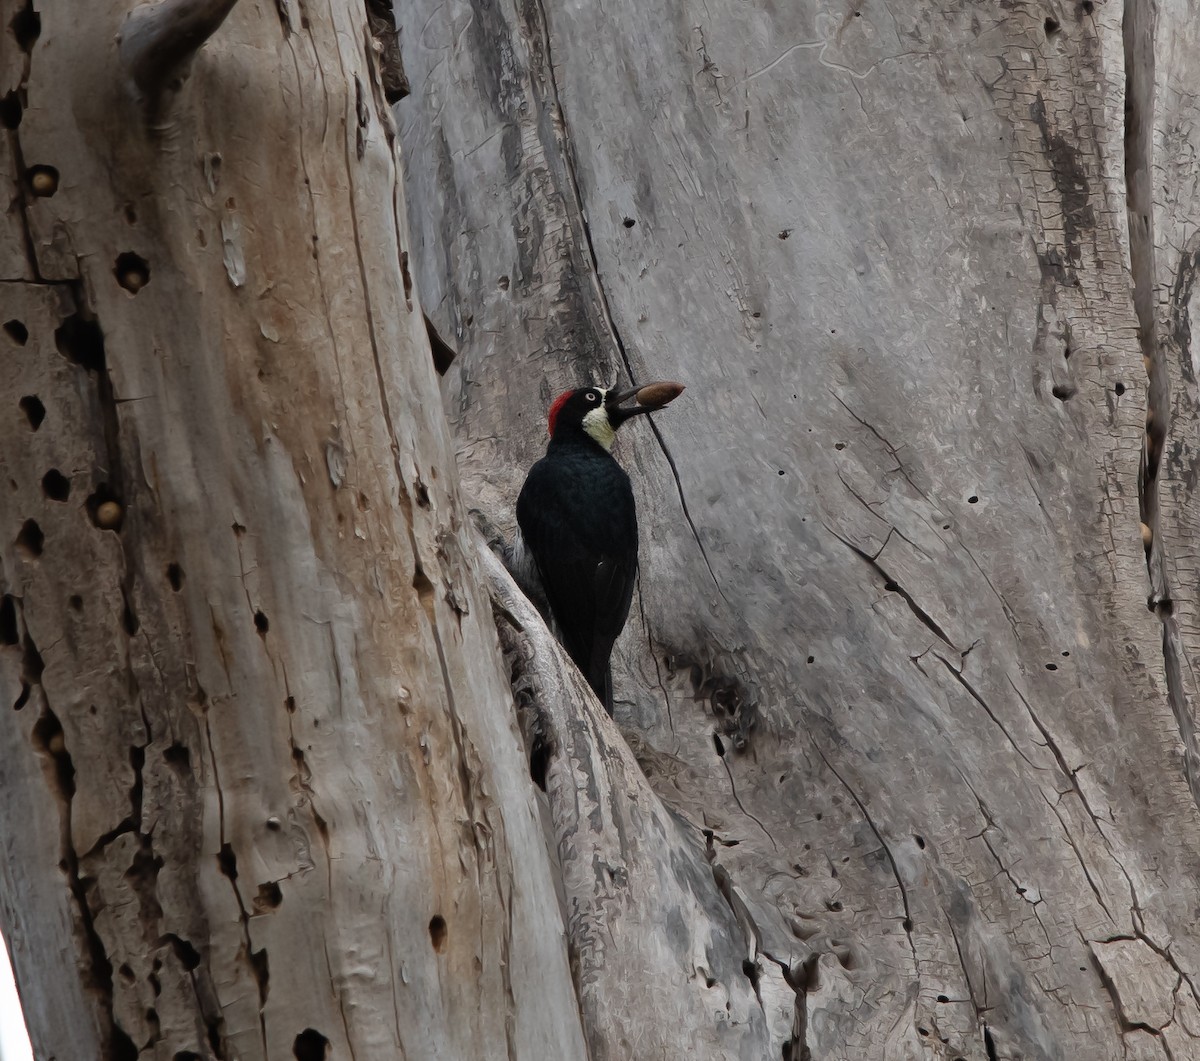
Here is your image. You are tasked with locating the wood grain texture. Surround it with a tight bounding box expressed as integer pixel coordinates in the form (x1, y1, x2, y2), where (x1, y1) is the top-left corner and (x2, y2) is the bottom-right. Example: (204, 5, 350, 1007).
(0, 2, 586, 1058)
(399, 0, 1200, 1055)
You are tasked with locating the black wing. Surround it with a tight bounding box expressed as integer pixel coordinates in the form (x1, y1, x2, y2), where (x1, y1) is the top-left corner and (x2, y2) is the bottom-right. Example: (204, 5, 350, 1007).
(516, 452, 638, 712)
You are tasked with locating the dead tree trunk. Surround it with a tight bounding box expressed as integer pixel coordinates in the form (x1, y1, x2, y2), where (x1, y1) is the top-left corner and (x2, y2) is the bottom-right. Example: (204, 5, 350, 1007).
(0, 2, 587, 1057)
(399, 0, 1200, 1056)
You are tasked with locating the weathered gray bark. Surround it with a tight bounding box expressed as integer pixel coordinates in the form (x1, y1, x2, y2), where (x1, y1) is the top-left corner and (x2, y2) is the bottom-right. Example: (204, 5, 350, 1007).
(400, 0, 1200, 1056)
(0, 2, 587, 1058)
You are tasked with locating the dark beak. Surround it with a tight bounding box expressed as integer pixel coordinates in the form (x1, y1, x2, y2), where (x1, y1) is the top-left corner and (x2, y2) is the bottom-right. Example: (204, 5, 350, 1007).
(605, 381, 683, 426)
(604, 386, 649, 427)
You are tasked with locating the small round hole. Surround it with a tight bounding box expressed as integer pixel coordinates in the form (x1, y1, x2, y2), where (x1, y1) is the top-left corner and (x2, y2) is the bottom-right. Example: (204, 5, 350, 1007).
(4, 320, 28, 345)
(1046, 662, 1058, 671)
(1114, 381, 1126, 395)
(16, 519, 43, 558)
(1051, 383, 1076, 401)
(166, 563, 184, 591)
(114, 252, 150, 294)
(41, 469, 69, 501)
(1061, 650, 1070, 657)
(622, 217, 636, 229)
(254, 611, 269, 636)
(429, 915, 447, 952)
(1044, 15, 1061, 35)
(19, 395, 45, 430)
(967, 495, 979, 504)
(914, 835, 926, 849)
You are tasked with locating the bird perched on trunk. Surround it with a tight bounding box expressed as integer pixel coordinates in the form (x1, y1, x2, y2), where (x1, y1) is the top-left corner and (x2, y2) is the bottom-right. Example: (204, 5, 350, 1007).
(514, 381, 684, 714)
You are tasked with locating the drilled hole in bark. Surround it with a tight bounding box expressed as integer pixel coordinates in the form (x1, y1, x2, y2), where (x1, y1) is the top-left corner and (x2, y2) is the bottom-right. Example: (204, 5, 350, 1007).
(806, 655, 814, 663)
(0, 90, 21, 129)
(914, 834, 926, 849)
(217, 842, 238, 880)
(1045, 662, 1058, 671)
(32, 708, 74, 797)
(167, 935, 200, 971)
(883, 579, 899, 592)
(429, 915, 447, 952)
(166, 563, 184, 591)
(163, 743, 190, 772)
(712, 732, 725, 757)
(26, 164, 57, 197)
(41, 468, 69, 501)
(16, 518, 43, 558)
(10, 3, 40, 51)
(19, 396, 44, 431)
(1114, 381, 1126, 395)
(87, 487, 123, 530)
(0, 597, 16, 645)
(1051, 383, 1076, 401)
(967, 495, 979, 504)
(255, 881, 283, 911)
(254, 610, 269, 636)
(622, 217, 636, 228)
(937, 994, 950, 1003)
(918, 1026, 930, 1037)
(117, 963, 134, 983)
(826, 899, 843, 911)
(114, 252, 150, 294)
(68, 594, 82, 612)
(55, 313, 105, 372)
(293, 1029, 329, 1061)
(1061, 650, 1070, 657)
(285, 696, 296, 713)
(779, 228, 792, 239)
(1081, 0, 1093, 12)
(902, 917, 913, 931)
(4, 320, 28, 345)
(1044, 15, 1061, 36)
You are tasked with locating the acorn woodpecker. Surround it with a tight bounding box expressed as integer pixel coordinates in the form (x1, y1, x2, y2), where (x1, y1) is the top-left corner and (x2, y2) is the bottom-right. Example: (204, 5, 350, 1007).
(514, 382, 683, 714)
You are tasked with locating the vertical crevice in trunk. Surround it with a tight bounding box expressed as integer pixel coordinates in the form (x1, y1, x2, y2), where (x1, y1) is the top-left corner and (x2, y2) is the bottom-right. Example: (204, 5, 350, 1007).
(1125, 0, 1200, 806)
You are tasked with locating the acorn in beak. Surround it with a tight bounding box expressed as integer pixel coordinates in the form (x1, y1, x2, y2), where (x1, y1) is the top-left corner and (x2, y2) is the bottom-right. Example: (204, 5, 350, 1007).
(605, 381, 686, 426)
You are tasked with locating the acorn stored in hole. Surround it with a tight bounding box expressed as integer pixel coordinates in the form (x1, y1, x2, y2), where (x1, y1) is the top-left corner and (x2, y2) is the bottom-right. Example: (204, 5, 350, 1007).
(634, 380, 686, 411)
(96, 501, 123, 529)
(1140, 522, 1153, 549)
(28, 167, 58, 197)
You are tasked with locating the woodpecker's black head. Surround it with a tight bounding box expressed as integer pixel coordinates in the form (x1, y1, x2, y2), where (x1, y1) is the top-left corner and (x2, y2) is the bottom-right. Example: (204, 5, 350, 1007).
(546, 382, 684, 451)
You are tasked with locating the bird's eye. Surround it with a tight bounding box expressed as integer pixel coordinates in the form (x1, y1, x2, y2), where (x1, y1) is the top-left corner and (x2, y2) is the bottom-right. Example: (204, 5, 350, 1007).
(585, 391, 598, 404)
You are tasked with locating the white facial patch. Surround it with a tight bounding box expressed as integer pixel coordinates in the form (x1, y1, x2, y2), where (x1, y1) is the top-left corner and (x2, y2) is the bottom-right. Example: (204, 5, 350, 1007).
(582, 394, 616, 450)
